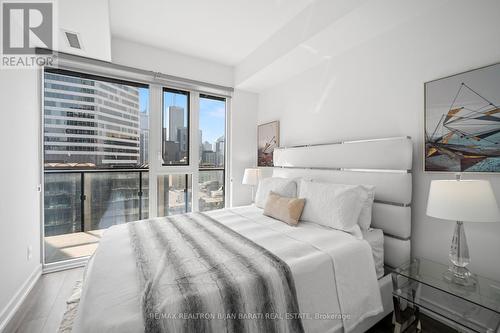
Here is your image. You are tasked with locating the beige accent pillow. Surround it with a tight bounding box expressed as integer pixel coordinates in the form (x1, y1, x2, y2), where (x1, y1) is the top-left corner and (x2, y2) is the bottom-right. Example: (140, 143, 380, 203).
(263, 192, 306, 226)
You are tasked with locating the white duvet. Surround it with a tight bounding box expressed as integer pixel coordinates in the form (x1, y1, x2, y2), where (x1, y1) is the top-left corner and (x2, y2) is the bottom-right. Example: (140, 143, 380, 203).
(73, 206, 383, 333)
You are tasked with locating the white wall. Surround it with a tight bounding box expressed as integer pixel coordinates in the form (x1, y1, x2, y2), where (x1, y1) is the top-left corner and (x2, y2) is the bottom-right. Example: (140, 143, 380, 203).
(256, 1, 500, 280)
(230, 90, 258, 206)
(0, 69, 41, 328)
(0, 0, 110, 327)
(111, 38, 234, 87)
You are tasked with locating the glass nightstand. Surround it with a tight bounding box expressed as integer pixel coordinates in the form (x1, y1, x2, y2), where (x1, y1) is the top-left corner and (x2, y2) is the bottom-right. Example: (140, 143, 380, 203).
(392, 258, 500, 333)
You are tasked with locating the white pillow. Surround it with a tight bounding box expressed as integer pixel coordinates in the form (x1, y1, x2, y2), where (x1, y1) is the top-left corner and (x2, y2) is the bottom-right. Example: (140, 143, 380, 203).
(255, 177, 297, 209)
(299, 180, 364, 239)
(304, 180, 375, 231)
(357, 185, 375, 231)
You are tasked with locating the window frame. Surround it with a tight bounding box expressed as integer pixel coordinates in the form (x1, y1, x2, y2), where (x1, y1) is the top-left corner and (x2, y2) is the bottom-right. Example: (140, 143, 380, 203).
(45, 67, 149, 89)
(43, 67, 149, 171)
(156, 173, 192, 217)
(197, 93, 227, 211)
(40, 59, 232, 272)
(41, 67, 152, 270)
(161, 87, 191, 167)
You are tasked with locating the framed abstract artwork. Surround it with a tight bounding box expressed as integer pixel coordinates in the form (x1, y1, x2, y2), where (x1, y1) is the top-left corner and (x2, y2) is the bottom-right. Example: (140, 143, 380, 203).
(257, 121, 279, 167)
(425, 62, 500, 172)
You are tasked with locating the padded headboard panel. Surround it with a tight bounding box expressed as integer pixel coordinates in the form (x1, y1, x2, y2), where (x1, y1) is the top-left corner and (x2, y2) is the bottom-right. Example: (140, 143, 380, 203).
(272, 137, 412, 268)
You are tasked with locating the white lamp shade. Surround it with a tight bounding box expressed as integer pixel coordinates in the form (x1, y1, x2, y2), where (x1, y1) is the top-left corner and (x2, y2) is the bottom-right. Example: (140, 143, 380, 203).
(242, 168, 261, 185)
(426, 180, 500, 223)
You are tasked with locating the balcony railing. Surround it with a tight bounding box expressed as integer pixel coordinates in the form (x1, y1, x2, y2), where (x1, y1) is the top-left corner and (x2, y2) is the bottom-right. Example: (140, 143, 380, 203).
(44, 168, 224, 263)
(44, 169, 148, 263)
(44, 169, 149, 237)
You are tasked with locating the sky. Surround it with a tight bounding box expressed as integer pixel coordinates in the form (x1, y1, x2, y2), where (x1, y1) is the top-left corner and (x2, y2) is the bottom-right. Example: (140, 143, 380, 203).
(199, 97, 226, 144)
(138, 88, 225, 144)
(139, 88, 149, 112)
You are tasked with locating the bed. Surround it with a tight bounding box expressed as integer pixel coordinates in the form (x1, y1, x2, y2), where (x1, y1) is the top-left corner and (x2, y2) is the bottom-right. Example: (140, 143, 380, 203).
(72, 137, 413, 333)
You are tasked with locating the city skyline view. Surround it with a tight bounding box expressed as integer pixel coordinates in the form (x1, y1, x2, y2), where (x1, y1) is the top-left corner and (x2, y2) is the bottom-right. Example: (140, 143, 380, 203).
(43, 70, 226, 263)
(162, 90, 225, 168)
(44, 70, 146, 168)
(44, 75, 225, 169)
(162, 92, 225, 142)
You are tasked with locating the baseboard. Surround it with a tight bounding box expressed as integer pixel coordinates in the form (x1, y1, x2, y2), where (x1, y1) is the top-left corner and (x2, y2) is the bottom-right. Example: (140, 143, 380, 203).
(43, 256, 88, 274)
(0, 264, 42, 333)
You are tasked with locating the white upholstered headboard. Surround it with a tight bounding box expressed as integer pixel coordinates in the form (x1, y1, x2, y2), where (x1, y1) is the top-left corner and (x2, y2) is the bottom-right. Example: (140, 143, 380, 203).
(272, 137, 412, 269)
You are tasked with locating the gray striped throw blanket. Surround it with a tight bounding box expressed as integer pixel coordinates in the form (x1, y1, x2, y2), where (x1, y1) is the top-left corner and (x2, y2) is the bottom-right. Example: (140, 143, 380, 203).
(128, 212, 304, 333)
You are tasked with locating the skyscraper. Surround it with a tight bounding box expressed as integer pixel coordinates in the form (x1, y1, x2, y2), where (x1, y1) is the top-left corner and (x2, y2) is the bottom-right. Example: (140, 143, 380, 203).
(178, 127, 188, 152)
(202, 141, 213, 152)
(168, 106, 184, 142)
(139, 111, 149, 166)
(43, 71, 148, 237)
(215, 136, 225, 167)
(44, 71, 142, 167)
(202, 151, 216, 166)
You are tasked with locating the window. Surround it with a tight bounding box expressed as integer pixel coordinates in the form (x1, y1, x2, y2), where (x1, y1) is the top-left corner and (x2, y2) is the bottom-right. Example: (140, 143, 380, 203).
(198, 95, 226, 212)
(198, 170, 224, 211)
(157, 174, 192, 216)
(44, 69, 149, 169)
(42, 66, 231, 267)
(43, 69, 149, 264)
(44, 173, 82, 237)
(162, 88, 189, 165)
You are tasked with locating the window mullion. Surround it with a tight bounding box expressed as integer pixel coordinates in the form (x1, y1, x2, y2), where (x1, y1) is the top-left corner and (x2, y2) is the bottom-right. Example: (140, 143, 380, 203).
(148, 84, 162, 218)
(225, 99, 231, 208)
(191, 92, 200, 212)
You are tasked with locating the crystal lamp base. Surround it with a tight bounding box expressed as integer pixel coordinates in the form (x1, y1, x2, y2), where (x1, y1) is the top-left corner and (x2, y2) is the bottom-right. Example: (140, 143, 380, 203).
(443, 265, 477, 287)
(443, 221, 477, 287)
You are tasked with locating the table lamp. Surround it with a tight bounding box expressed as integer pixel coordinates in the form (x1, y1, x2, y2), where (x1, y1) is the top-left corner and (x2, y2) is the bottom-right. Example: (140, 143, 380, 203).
(242, 168, 261, 203)
(426, 176, 500, 286)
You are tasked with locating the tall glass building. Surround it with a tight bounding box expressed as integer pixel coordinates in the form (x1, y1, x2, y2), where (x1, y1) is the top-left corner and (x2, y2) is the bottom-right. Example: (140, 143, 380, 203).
(43, 70, 149, 239)
(43, 71, 141, 168)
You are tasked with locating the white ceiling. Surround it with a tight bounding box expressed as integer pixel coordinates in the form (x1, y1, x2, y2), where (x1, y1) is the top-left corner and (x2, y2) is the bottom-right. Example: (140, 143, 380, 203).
(109, 0, 313, 66)
(236, 0, 449, 91)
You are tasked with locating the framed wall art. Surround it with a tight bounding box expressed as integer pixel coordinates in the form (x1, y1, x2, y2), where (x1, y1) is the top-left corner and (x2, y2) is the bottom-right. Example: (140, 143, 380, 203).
(425, 62, 500, 172)
(257, 121, 279, 167)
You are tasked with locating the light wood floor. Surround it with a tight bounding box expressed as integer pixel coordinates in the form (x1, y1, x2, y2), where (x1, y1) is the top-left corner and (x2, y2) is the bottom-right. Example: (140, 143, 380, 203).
(5, 267, 84, 333)
(44, 230, 103, 263)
